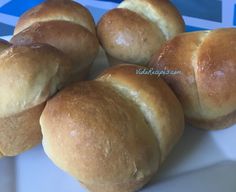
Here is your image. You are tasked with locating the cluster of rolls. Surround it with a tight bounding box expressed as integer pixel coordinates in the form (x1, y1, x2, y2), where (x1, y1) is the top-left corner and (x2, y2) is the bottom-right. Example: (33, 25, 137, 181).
(0, 0, 235, 192)
(97, 0, 236, 130)
(0, 0, 99, 158)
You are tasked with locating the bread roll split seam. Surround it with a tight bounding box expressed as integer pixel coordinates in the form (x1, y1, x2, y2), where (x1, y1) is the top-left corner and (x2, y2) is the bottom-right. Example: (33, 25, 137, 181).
(96, 79, 163, 164)
(118, 0, 167, 40)
(40, 80, 161, 189)
(13, 0, 96, 35)
(191, 31, 210, 119)
(150, 28, 236, 129)
(14, 16, 95, 35)
(40, 64, 184, 192)
(97, 0, 184, 66)
(11, 0, 99, 82)
(96, 64, 184, 162)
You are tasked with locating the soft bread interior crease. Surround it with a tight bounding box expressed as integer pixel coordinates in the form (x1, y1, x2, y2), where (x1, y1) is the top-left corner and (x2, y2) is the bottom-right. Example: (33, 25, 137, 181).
(99, 81, 163, 161)
(118, 0, 168, 40)
(191, 31, 210, 118)
(14, 16, 94, 35)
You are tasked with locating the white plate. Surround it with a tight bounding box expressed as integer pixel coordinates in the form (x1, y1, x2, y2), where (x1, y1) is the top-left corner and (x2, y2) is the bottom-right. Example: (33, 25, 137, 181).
(1, 33, 236, 192)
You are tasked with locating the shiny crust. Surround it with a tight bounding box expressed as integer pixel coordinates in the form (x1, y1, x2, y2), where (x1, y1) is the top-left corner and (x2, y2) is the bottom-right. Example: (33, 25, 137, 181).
(118, 0, 185, 40)
(0, 43, 72, 157)
(0, 44, 74, 117)
(97, 64, 184, 161)
(97, 8, 165, 65)
(14, 0, 96, 34)
(12, 0, 99, 80)
(150, 28, 236, 129)
(40, 64, 184, 192)
(11, 21, 99, 81)
(97, 0, 184, 66)
(0, 103, 45, 156)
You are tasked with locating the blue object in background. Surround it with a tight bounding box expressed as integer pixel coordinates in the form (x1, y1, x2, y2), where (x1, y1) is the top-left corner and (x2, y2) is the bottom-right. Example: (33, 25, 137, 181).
(0, 0, 235, 36)
(0, 0, 43, 16)
(0, 22, 13, 36)
(234, 4, 236, 25)
(172, 0, 222, 22)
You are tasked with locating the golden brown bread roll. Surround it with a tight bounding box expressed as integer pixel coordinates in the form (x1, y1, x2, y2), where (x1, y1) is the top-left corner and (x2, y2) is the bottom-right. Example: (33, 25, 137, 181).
(10, 0, 99, 81)
(40, 64, 184, 192)
(0, 42, 73, 157)
(150, 28, 236, 130)
(97, 0, 185, 66)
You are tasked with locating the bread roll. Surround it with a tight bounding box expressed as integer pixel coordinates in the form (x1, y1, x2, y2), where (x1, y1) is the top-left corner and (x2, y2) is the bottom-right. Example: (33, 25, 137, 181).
(40, 64, 184, 192)
(11, 0, 99, 81)
(97, 0, 185, 66)
(150, 28, 236, 130)
(0, 43, 73, 157)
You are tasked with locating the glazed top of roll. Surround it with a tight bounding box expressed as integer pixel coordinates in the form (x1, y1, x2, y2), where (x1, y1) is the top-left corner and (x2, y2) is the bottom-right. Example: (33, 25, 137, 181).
(40, 64, 184, 192)
(97, 0, 185, 65)
(150, 28, 236, 121)
(117, 0, 185, 40)
(13, 0, 96, 35)
(0, 43, 72, 118)
(96, 64, 184, 161)
(11, 0, 99, 78)
(41, 65, 184, 180)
